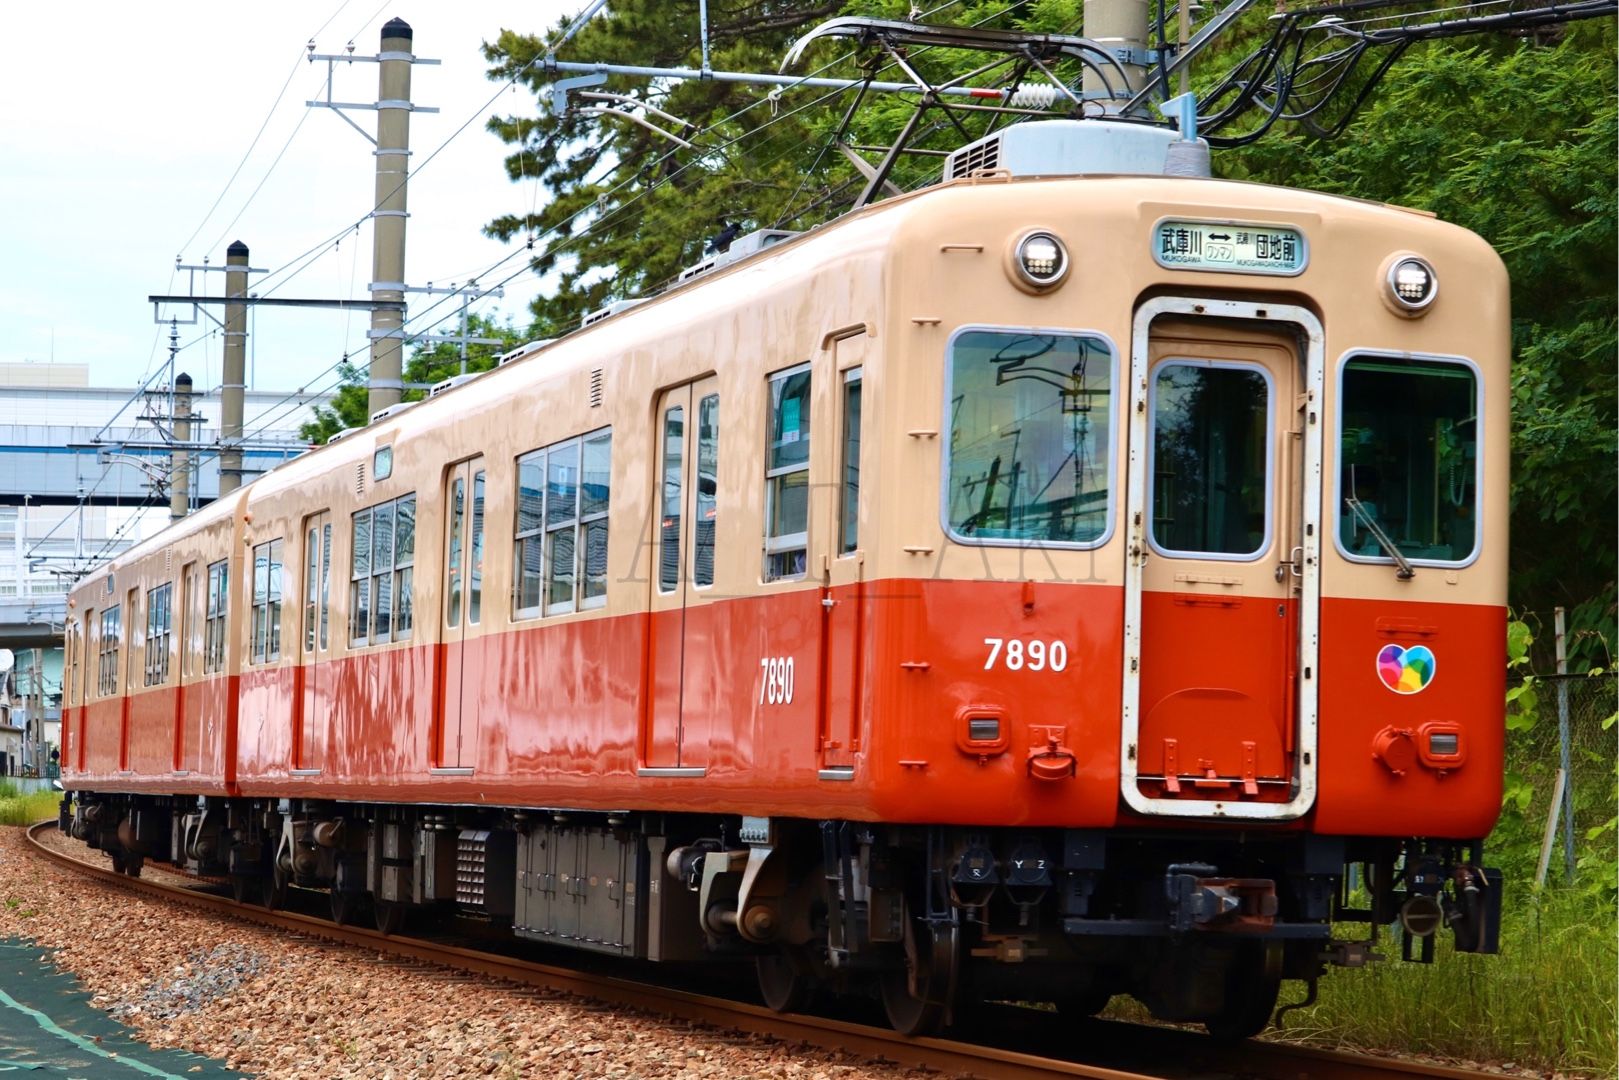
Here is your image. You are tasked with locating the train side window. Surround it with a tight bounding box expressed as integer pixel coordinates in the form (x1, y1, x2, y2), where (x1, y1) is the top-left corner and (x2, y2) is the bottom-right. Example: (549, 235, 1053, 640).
(580, 431, 612, 607)
(373, 501, 396, 640)
(144, 582, 172, 686)
(251, 538, 284, 663)
(840, 370, 862, 555)
(944, 330, 1114, 547)
(514, 449, 546, 617)
(181, 563, 198, 677)
(515, 431, 611, 617)
(351, 495, 416, 644)
(764, 364, 811, 581)
(447, 478, 465, 627)
(1337, 355, 1479, 565)
(660, 410, 684, 593)
(393, 496, 415, 638)
(469, 471, 486, 624)
(693, 396, 718, 588)
(98, 606, 119, 696)
(204, 560, 228, 673)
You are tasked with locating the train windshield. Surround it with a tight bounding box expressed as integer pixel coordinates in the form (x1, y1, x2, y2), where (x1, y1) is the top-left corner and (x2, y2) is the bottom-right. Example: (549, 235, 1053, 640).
(1338, 355, 1479, 564)
(945, 329, 1113, 546)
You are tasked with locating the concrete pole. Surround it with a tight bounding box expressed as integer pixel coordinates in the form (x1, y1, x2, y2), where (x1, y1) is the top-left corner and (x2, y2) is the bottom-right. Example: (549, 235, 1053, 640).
(367, 17, 416, 418)
(1083, 0, 1151, 111)
(220, 241, 249, 495)
(170, 372, 194, 522)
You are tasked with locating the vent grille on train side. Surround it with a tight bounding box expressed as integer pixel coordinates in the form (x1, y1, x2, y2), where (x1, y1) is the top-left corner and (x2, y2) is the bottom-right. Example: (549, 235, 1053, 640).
(456, 829, 491, 909)
(947, 135, 1001, 179)
(354, 461, 367, 498)
(590, 369, 603, 407)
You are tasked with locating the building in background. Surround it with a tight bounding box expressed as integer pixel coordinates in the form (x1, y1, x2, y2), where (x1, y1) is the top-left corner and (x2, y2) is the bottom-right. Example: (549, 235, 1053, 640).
(0, 361, 332, 663)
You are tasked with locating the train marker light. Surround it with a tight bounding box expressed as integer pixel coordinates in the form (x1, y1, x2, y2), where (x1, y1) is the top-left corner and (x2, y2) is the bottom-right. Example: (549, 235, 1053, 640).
(1011, 230, 1069, 290)
(1384, 255, 1438, 314)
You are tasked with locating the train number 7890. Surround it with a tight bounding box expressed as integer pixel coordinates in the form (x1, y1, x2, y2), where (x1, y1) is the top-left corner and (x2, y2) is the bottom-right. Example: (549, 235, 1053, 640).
(983, 638, 1068, 672)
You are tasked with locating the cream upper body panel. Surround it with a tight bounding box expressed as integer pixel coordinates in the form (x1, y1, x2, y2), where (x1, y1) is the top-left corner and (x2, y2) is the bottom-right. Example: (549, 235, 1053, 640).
(879, 174, 1508, 605)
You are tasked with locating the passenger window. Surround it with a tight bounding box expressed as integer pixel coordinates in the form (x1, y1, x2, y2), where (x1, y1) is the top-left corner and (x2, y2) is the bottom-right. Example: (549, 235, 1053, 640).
(1339, 356, 1478, 564)
(514, 432, 611, 617)
(660, 409, 684, 593)
(1150, 362, 1272, 558)
(99, 606, 120, 696)
(694, 394, 719, 587)
(204, 560, 228, 673)
(765, 365, 810, 580)
(446, 479, 465, 628)
(351, 495, 416, 644)
(945, 330, 1113, 546)
(469, 471, 485, 624)
(840, 370, 862, 555)
(144, 582, 172, 686)
(251, 538, 284, 663)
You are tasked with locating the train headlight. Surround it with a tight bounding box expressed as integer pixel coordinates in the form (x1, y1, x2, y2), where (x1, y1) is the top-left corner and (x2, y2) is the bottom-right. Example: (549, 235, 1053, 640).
(1010, 230, 1069, 291)
(1383, 254, 1438, 315)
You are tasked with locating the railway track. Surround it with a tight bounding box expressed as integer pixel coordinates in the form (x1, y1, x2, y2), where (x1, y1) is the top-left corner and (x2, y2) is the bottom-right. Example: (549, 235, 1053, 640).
(25, 821, 1497, 1080)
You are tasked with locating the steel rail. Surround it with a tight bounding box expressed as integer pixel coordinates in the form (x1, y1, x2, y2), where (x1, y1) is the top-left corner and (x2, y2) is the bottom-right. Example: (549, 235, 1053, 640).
(24, 822, 1497, 1080)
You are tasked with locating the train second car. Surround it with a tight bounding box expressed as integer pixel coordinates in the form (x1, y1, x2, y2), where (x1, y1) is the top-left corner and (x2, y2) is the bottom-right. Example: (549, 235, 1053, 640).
(61, 119, 1506, 1037)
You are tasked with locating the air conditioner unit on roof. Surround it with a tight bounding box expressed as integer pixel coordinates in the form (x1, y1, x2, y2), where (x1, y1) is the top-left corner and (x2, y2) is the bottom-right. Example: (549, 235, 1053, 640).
(368, 401, 417, 425)
(497, 339, 555, 367)
(580, 298, 649, 330)
(429, 372, 483, 397)
(943, 119, 1181, 181)
(677, 228, 799, 283)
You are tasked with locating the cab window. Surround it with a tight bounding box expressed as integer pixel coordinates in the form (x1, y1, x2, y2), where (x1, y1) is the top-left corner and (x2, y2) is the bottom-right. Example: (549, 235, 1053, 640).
(1338, 355, 1479, 564)
(944, 329, 1114, 546)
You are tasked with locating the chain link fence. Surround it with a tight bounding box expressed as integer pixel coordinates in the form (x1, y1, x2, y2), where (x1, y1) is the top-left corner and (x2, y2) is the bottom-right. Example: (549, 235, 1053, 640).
(1501, 672, 1616, 888)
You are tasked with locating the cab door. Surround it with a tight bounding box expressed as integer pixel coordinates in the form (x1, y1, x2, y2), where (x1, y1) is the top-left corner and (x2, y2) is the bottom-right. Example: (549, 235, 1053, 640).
(1122, 299, 1323, 820)
(645, 378, 719, 773)
(296, 514, 332, 772)
(438, 458, 486, 770)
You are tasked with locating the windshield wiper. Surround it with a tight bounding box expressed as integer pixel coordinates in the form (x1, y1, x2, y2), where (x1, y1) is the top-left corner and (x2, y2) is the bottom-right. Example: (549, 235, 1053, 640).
(1344, 494, 1415, 579)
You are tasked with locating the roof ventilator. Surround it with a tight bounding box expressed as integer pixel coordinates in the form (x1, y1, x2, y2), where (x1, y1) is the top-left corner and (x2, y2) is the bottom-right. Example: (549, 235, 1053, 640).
(497, 339, 555, 367)
(429, 372, 483, 398)
(677, 228, 799, 284)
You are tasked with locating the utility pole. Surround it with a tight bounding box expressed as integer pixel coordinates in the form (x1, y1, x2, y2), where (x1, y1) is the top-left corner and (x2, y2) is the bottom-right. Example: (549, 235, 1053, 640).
(305, 19, 440, 420)
(219, 240, 249, 495)
(1083, 0, 1150, 108)
(170, 371, 195, 522)
(368, 17, 418, 417)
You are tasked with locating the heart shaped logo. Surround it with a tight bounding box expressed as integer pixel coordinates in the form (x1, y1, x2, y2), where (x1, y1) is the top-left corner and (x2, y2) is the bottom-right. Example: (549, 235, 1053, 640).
(1377, 644, 1435, 695)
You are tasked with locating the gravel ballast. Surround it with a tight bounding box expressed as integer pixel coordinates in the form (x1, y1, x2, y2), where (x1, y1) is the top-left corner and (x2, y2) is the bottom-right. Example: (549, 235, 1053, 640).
(2, 826, 931, 1079)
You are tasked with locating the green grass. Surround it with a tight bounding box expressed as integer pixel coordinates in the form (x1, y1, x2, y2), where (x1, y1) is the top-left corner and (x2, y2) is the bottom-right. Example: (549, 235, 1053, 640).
(0, 782, 60, 828)
(1261, 888, 1618, 1075)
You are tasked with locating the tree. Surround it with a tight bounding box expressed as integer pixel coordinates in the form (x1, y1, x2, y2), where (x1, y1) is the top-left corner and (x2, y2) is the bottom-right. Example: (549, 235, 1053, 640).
(300, 313, 529, 444)
(478, 4, 1614, 638)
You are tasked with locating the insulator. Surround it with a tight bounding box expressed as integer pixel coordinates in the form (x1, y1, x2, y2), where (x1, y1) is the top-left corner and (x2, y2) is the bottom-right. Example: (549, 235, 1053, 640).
(1007, 83, 1059, 109)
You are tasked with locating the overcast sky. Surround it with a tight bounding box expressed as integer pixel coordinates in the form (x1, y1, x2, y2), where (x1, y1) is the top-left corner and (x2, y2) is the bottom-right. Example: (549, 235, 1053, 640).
(1, 1, 575, 400)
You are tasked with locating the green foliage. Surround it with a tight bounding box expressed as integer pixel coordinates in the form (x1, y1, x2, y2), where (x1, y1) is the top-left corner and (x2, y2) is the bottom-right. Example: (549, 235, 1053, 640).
(0, 786, 59, 828)
(300, 314, 528, 445)
(1219, 23, 1617, 628)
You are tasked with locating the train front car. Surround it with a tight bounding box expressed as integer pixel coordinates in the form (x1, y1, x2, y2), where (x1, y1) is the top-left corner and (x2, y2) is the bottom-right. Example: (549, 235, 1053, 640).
(842, 121, 1507, 1034)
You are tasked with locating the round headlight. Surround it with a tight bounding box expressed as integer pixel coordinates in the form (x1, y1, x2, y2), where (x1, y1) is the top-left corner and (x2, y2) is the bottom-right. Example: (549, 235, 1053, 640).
(1012, 230, 1069, 290)
(1385, 255, 1438, 313)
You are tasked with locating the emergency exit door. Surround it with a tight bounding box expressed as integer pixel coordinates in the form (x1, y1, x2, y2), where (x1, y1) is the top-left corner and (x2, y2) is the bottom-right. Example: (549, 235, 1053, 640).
(1121, 298, 1323, 820)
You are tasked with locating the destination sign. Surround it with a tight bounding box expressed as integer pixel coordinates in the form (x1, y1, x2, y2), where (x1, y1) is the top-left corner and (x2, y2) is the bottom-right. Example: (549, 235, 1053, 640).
(1152, 220, 1308, 276)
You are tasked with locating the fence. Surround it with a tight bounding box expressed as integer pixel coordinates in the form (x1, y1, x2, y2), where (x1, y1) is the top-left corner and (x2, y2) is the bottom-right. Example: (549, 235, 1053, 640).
(1500, 672, 1616, 889)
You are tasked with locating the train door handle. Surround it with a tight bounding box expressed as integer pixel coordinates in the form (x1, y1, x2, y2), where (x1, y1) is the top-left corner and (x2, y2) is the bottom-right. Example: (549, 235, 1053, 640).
(1275, 546, 1303, 582)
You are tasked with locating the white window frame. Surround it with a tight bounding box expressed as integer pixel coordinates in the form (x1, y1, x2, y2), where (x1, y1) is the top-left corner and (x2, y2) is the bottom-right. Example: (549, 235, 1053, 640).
(764, 362, 812, 581)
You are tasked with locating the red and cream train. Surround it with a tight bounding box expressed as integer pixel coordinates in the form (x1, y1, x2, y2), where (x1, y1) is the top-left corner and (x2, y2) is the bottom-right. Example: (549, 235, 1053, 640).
(61, 118, 1506, 1036)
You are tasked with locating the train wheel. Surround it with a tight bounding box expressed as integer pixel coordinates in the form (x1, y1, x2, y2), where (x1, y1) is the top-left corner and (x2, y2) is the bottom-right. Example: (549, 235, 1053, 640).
(756, 946, 814, 1014)
(374, 900, 407, 936)
(880, 920, 957, 1037)
(1204, 945, 1282, 1041)
(330, 889, 365, 926)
